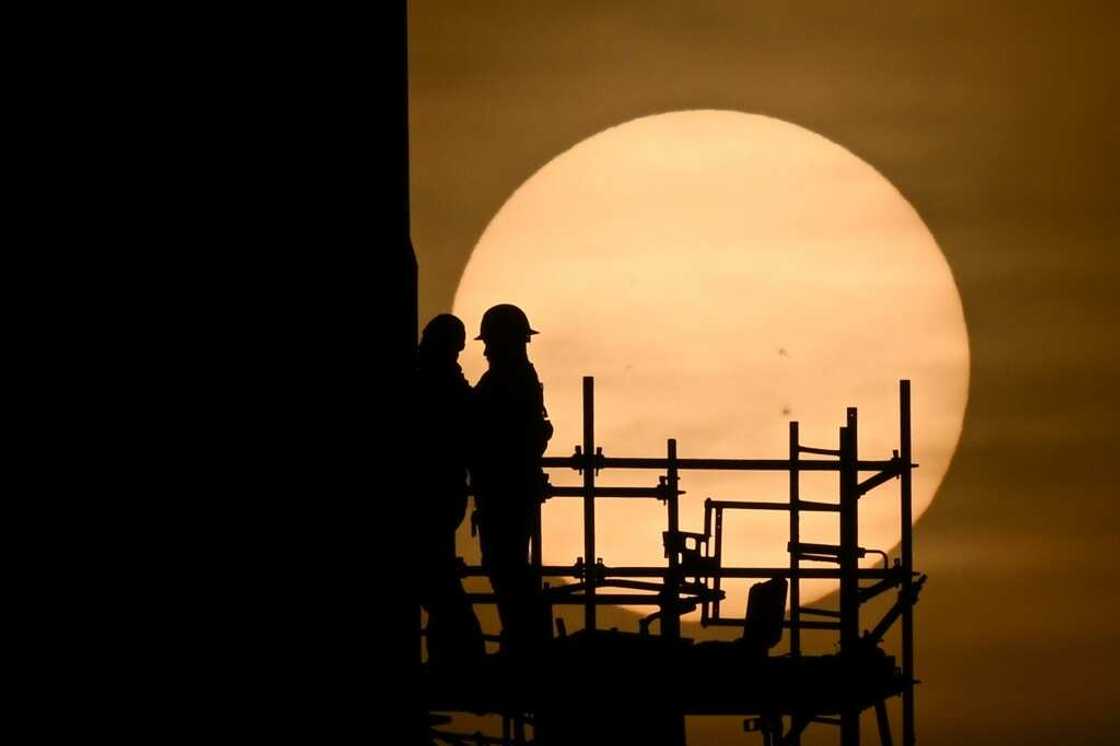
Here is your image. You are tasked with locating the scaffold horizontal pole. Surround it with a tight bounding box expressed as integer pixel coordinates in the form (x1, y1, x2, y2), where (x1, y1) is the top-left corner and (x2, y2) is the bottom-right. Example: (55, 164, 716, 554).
(456, 565, 900, 580)
(703, 618, 842, 631)
(798, 445, 841, 456)
(547, 485, 672, 498)
(465, 592, 695, 606)
(707, 499, 840, 512)
(541, 456, 907, 472)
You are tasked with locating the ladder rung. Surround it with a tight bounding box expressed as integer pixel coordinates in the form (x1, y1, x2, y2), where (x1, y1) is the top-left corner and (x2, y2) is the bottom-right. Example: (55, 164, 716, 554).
(797, 606, 842, 619)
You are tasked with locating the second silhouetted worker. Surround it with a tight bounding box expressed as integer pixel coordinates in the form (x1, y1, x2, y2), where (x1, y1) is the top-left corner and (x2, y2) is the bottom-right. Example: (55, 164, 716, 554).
(416, 314, 485, 667)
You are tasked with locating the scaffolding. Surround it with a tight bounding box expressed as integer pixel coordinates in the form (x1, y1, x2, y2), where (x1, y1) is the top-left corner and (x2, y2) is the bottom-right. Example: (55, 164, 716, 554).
(424, 378, 924, 746)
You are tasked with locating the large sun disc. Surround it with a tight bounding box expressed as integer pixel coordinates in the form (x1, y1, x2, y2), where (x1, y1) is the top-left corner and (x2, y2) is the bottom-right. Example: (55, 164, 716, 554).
(453, 110, 969, 615)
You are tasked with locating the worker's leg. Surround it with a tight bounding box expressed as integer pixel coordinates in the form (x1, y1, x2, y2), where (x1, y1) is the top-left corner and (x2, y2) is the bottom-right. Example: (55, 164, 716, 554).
(436, 536, 484, 664)
(420, 530, 484, 666)
(416, 532, 444, 664)
(479, 508, 545, 656)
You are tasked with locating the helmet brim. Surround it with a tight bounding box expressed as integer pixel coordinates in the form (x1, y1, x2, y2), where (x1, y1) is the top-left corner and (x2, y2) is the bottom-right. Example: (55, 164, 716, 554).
(475, 329, 539, 341)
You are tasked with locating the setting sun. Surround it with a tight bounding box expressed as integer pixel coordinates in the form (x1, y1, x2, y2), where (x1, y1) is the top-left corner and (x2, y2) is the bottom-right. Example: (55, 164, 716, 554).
(453, 110, 970, 614)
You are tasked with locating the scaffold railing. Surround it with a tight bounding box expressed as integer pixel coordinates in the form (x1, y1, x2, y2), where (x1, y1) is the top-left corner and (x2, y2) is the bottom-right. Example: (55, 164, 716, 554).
(428, 377, 923, 746)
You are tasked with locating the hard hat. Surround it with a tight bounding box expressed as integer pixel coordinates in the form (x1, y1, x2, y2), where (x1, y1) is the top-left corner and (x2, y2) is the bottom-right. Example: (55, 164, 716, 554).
(420, 313, 466, 352)
(475, 304, 539, 342)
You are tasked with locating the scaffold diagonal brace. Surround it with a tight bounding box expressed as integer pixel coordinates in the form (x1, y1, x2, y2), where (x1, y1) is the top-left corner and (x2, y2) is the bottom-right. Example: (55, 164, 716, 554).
(863, 574, 927, 647)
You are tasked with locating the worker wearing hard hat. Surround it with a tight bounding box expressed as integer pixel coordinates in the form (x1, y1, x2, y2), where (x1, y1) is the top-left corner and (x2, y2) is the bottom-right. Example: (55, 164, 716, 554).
(415, 313, 485, 667)
(470, 304, 554, 658)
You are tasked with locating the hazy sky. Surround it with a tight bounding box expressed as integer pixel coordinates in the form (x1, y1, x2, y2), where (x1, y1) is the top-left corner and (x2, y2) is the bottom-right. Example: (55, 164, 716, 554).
(409, 2, 1119, 742)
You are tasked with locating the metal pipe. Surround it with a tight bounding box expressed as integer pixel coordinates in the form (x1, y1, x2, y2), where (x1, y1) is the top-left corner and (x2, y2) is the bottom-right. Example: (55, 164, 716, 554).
(713, 506, 724, 619)
(705, 499, 839, 512)
(798, 445, 841, 456)
(542, 456, 901, 471)
(456, 565, 899, 579)
(876, 699, 895, 746)
(901, 379, 915, 746)
(466, 592, 701, 606)
(789, 421, 801, 663)
(582, 376, 596, 632)
(702, 499, 712, 625)
(531, 502, 542, 573)
(545, 486, 667, 498)
(703, 619, 842, 631)
(840, 411, 860, 746)
(663, 438, 682, 640)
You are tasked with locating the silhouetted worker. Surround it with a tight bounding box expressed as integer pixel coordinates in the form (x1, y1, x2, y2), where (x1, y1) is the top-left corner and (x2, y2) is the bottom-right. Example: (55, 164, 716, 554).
(471, 304, 554, 658)
(415, 314, 484, 667)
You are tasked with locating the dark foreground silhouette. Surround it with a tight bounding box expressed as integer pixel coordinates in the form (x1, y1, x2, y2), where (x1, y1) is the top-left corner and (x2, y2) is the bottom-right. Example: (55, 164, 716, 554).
(416, 314, 484, 666)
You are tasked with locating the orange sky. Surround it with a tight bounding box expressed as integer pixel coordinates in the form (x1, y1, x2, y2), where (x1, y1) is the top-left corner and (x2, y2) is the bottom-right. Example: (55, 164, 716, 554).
(410, 3, 1120, 742)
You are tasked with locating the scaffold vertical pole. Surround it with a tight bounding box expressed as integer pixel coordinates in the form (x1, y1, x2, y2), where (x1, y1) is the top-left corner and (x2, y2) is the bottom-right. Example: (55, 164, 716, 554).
(713, 504, 724, 620)
(532, 495, 545, 641)
(701, 498, 711, 625)
(531, 503, 543, 572)
(665, 436, 686, 746)
(900, 380, 915, 746)
(789, 421, 801, 661)
(789, 420, 803, 746)
(664, 437, 682, 641)
(583, 376, 597, 632)
(840, 409, 860, 746)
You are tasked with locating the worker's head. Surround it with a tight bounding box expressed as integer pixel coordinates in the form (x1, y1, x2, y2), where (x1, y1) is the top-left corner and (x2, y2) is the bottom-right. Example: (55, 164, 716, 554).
(419, 313, 466, 366)
(475, 304, 537, 364)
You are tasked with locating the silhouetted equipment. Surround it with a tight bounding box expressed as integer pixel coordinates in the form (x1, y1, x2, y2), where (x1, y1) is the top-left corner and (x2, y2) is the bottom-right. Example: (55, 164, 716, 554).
(741, 577, 788, 657)
(424, 378, 923, 746)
